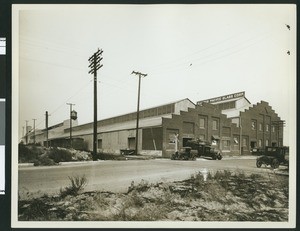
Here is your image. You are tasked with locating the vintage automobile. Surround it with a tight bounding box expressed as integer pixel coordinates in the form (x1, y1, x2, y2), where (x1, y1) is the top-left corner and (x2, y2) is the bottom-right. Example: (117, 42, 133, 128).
(256, 146, 289, 169)
(188, 139, 222, 160)
(171, 147, 197, 161)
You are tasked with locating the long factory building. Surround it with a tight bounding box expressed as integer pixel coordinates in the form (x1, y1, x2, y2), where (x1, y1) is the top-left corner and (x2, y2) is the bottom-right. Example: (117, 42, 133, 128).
(23, 92, 284, 157)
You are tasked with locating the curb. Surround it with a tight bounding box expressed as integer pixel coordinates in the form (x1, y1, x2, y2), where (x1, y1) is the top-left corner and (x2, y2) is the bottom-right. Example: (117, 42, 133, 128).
(222, 155, 257, 160)
(18, 163, 34, 167)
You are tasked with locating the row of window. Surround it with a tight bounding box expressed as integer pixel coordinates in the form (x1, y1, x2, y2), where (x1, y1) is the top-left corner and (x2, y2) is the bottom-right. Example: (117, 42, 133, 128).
(199, 117, 219, 130)
(251, 120, 277, 132)
(221, 138, 273, 149)
(259, 139, 270, 147)
(220, 137, 274, 149)
(99, 136, 280, 150)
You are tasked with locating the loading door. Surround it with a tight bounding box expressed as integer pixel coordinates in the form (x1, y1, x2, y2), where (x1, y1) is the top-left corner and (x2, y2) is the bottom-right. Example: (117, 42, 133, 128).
(128, 137, 136, 150)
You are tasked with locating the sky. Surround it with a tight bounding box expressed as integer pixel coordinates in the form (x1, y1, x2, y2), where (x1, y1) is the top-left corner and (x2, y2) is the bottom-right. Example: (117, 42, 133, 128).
(15, 4, 296, 145)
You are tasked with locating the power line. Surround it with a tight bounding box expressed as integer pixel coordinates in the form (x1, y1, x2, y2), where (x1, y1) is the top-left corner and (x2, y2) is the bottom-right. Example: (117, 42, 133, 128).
(147, 32, 271, 77)
(144, 24, 269, 73)
(189, 33, 271, 69)
(20, 35, 87, 58)
(20, 56, 87, 72)
(33, 79, 93, 130)
(49, 80, 93, 116)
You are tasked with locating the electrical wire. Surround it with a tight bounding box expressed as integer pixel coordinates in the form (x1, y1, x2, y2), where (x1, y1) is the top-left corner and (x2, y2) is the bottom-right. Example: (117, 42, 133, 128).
(20, 35, 88, 58)
(143, 24, 266, 73)
(20, 56, 87, 73)
(147, 32, 272, 77)
(20, 22, 289, 133)
(32, 79, 93, 130)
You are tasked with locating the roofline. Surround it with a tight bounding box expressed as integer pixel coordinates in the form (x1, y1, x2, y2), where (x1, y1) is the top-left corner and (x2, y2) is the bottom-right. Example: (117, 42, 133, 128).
(42, 98, 195, 132)
(73, 98, 195, 128)
(244, 96, 251, 104)
(107, 97, 195, 118)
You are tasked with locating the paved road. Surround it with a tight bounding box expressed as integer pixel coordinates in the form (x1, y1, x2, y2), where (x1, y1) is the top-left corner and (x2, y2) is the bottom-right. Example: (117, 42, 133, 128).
(18, 157, 286, 198)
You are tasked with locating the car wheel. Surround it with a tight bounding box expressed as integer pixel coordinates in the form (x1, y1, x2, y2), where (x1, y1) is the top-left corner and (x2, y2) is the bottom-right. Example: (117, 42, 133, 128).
(217, 153, 222, 160)
(256, 159, 262, 168)
(271, 159, 279, 169)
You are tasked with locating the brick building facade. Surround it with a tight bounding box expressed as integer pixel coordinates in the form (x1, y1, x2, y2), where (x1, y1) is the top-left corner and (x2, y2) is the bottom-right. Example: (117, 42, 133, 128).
(23, 92, 284, 157)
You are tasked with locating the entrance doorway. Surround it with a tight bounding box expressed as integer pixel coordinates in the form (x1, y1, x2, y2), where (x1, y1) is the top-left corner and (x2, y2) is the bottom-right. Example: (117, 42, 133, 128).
(250, 141, 257, 149)
(128, 137, 136, 150)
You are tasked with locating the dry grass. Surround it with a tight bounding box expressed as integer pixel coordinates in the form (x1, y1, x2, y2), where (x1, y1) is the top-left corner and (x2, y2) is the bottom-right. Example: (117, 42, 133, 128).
(18, 171, 288, 221)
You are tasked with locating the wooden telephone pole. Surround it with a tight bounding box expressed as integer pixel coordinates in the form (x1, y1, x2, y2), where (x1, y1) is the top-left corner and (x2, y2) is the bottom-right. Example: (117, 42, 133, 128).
(45, 111, 50, 147)
(88, 49, 103, 159)
(67, 103, 75, 148)
(25, 120, 28, 144)
(32, 118, 36, 144)
(131, 71, 147, 155)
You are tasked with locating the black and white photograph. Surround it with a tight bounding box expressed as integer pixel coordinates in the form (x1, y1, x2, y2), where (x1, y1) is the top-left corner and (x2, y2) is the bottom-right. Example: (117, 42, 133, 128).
(11, 4, 296, 229)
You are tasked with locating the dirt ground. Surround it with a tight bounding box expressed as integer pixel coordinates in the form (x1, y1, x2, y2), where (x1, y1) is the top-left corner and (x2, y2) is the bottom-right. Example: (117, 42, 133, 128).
(18, 170, 288, 222)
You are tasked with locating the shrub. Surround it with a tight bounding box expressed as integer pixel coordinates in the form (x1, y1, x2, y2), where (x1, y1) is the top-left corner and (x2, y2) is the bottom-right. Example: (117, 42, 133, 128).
(72, 139, 89, 151)
(18, 143, 40, 163)
(18, 197, 52, 221)
(128, 179, 151, 193)
(60, 175, 88, 197)
(49, 148, 73, 163)
(33, 156, 56, 166)
(191, 172, 205, 187)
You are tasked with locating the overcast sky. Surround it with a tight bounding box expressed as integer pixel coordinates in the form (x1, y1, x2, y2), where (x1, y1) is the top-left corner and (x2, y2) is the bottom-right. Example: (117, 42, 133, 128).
(15, 4, 296, 145)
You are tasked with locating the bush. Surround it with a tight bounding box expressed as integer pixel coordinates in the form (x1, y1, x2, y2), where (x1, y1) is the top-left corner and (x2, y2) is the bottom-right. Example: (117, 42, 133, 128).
(19, 143, 42, 163)
(33, 156, 56, 166)
(72, 139, 89, 151)
(60, 175, 88, 197)
(18, 197, 52, 220)
(48, 148, 73, 163)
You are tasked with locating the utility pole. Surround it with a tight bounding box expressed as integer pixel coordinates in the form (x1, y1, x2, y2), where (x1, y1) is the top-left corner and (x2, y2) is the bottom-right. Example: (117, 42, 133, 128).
(88, 48, 103, 159)
(32, 119, 36, 144)
(67, 103, 75, 148)
(25, 120, 28, 145)
(131, 71, 147, 155)
(45, 111, 49, 148)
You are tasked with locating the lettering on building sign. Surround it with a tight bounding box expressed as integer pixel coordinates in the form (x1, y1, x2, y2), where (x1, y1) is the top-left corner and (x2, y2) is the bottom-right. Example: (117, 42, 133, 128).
(197, 91, 245, 105)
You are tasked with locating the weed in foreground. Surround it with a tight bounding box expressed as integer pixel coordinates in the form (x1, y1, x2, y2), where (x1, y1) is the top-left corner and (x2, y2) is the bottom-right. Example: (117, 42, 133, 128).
(60, 175, 88, 198)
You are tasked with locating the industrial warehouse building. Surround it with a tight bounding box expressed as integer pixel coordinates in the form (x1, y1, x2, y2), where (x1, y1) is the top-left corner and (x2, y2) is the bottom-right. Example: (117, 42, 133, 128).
(23, 92, 284, 157)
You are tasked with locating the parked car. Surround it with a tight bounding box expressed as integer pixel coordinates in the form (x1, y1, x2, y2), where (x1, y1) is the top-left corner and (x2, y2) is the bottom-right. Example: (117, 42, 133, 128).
(256, 146, 289, 169)
(171, 147, 197, 161)
(187, 139, 222, 160)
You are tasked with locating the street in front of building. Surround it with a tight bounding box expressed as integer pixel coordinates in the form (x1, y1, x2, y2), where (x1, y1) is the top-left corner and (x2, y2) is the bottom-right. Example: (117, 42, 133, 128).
(18, 156, 288, 199)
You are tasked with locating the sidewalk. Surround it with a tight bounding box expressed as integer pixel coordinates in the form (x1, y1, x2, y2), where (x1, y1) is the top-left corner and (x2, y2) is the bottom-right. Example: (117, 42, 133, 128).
(222, 155, 257, 160)
(18, 155, 257, 167)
